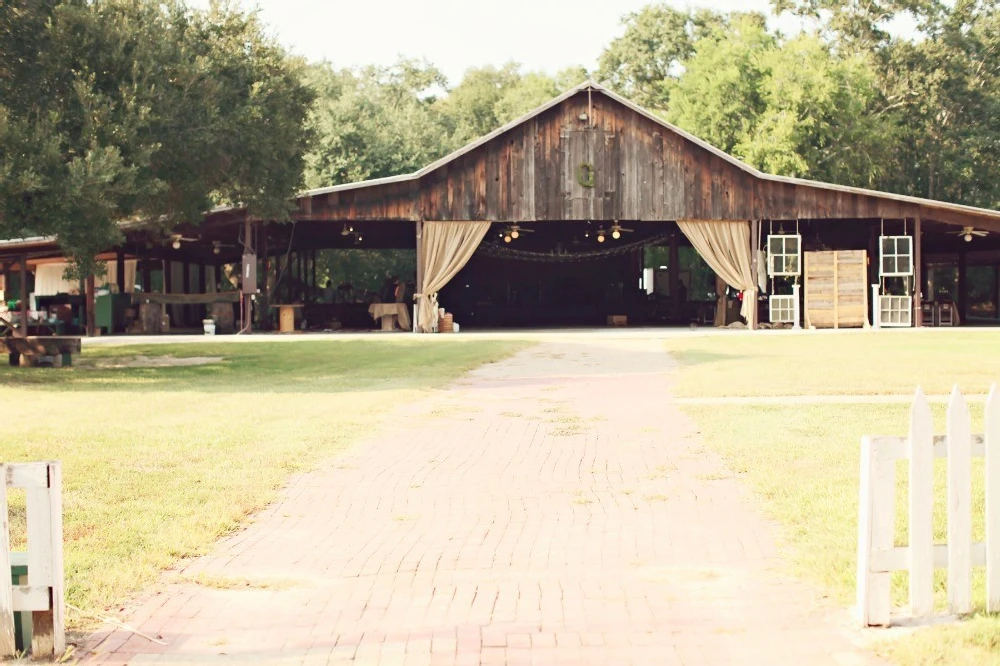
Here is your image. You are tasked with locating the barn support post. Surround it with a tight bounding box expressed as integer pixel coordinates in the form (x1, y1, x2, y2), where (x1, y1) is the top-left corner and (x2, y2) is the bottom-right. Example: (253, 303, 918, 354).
(116, 251, 126, 293)
(182, 259, 191, 327)
(750, 220, 760, 330)
(18, 254, 28, 339)
(669, 231, 680, 319)
(994, 265, 1000, 320)
(274, 251, 282, 305)
(85, 274, 96, 337)
(297, 251, 305, 302)
(260, 226, 271, 331)
(310, 249, 317, 301)
(414, 218, 424, 333)
(141, 257, 151, 293)
(958, 245, 968, 323)
(198, 263, 207, 323)
(914, 214, 923, 328)
(243, 217, 254, 333)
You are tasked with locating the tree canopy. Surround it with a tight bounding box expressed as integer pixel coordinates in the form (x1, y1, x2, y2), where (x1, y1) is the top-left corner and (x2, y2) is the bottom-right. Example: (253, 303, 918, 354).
(0, 0, 313, 271)
(2, 0, 998, 270)
(300, 1, 998, 211)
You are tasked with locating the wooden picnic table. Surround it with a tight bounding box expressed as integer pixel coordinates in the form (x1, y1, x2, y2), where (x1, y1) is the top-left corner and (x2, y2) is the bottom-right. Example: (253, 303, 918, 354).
(2, 336, 82, 367)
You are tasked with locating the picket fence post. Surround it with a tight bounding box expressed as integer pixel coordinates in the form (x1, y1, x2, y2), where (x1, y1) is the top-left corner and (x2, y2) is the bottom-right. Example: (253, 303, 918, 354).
(909, 387, 934, 617)
(947, 386, 973, 614)
(857, 384, 1000, 626)
(856, 435, 895, 626)
(987, 383, 1000, 613)
(0, 467, 14, 654)
(0, 462, 65, 657)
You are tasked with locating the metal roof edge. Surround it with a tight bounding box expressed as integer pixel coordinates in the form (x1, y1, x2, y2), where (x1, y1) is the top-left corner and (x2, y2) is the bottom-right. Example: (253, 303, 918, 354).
(0, 235, 57, 249)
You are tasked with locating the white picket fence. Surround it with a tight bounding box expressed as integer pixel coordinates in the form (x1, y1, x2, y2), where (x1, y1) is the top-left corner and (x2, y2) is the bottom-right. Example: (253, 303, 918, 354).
(0, 462, 65, 656)
(856, 386, 1000, 626)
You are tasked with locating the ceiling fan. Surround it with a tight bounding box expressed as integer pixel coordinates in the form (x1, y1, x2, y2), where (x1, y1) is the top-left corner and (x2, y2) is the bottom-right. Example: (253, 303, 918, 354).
(609, 222, 634, 239)
(952, 226, 988, 243)
(501, 224, 534, 243)
(594, 222, 635, 243)
(210, 240, 239, 255)
(167, 233, 198, 249)
(340, 224, 363, 243)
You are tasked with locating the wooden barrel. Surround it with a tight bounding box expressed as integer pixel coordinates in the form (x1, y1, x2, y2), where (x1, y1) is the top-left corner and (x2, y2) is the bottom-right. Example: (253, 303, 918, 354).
(438, 313, 454, 333)
(138, 302, 162, 334)
(209, 301, 235, 334)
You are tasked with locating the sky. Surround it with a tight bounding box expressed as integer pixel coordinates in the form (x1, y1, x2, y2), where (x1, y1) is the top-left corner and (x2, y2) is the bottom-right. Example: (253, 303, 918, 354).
(190, 0, 806, 85)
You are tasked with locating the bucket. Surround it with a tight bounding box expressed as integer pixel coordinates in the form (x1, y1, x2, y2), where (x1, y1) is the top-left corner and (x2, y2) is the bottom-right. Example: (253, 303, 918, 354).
(202, 319, 216, 335)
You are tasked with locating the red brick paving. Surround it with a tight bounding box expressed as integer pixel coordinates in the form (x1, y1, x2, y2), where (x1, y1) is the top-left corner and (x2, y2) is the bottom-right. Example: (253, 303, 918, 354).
(81, 338, 886, 665)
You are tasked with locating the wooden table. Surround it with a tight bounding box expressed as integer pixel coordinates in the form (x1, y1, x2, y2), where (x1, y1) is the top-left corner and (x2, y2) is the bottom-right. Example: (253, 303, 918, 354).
(368, 303, 411, 331)
(272, 304, 303, 333)
(2, 336, 82, 367)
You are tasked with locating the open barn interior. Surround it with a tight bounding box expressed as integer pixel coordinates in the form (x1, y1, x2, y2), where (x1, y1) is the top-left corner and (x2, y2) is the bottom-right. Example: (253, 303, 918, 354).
(438, 221, 719, 329)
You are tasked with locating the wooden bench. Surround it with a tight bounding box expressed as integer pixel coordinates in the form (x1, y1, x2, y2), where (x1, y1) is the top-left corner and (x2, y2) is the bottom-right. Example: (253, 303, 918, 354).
(1, 337, 82, 367)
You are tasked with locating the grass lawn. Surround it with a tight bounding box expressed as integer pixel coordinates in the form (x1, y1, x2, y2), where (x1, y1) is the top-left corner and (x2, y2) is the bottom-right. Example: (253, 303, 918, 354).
(667, 329, 1000, 397)
(666, 330, 1000, 666)
(0, 338, 527, 632)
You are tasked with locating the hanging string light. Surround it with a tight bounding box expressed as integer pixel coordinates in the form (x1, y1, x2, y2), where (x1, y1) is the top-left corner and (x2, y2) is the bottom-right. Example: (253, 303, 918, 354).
(478, 232, 672, 263)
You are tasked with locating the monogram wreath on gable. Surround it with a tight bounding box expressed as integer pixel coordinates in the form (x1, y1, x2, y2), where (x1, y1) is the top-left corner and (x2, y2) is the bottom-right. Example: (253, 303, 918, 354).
(577, 162, 595, 188)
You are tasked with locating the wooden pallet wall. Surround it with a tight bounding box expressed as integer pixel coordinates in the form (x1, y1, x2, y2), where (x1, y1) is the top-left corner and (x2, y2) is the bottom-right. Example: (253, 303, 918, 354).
(804, 250, 869, 328)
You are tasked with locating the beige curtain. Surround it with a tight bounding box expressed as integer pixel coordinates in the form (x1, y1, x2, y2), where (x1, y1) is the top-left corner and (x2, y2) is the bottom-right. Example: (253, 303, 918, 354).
(677, 220, 756, 326)
(416, 221, 491, 332)
(34, 260, 137, 296)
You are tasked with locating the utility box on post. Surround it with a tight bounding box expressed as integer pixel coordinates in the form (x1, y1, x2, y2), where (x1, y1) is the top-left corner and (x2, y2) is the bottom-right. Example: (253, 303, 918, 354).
(241, 253, 257, 294)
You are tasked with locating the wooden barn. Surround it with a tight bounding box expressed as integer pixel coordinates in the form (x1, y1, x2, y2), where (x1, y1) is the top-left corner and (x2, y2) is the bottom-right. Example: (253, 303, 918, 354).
(3, 80, 1000, 336)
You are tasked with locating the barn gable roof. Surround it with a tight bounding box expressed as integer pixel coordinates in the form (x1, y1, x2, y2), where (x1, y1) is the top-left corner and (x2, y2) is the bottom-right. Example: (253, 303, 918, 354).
(298, 80, 1000, 228)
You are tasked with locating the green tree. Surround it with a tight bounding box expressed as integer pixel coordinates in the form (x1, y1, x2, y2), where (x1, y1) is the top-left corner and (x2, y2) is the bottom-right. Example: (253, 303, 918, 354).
(493, 72, 560, 125)
(597, 6, 734, 112)
(735, 34, 891, 186)
(769, 0, 1000, 207)
(663, 13, 893, 186)
(771, 0, 942, 52)
(596, 4, 694, 111)
(437, 63, 524, 144)
(493, 67, 590, 123)
(437, 64, 583, 142)
(0, 0, 313, 272)
(316, 249, 416, 299)
(554, 66, 591, 91)
(876, 0, 1000, 207)
(302, 59, 451, 188)
(666, 14, 774, 155)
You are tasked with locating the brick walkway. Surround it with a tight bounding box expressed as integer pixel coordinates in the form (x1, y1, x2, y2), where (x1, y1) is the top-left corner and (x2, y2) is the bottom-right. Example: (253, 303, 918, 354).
(82, 338, 885, 665)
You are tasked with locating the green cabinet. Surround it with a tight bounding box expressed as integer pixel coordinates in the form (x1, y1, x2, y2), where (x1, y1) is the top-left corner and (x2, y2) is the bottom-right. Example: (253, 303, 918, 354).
(95, 293, 132, 333)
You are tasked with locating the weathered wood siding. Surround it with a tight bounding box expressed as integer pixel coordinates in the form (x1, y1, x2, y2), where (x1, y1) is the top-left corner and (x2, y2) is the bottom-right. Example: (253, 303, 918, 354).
(804, 250, 869, 329)
(287, 90, 937, 224)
